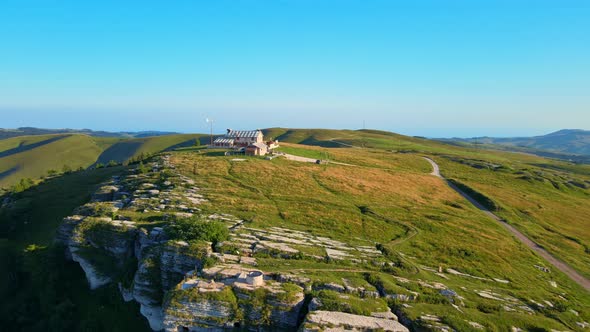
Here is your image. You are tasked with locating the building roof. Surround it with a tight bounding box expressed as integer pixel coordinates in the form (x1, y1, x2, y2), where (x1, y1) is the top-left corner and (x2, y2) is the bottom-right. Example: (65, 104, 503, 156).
(214, 138, 234, 144)
(248, 142, 268, 149)
(226, 130, 262, 138)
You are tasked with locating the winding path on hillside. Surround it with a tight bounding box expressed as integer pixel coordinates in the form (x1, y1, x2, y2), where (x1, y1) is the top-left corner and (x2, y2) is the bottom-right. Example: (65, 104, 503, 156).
(423, 157, 590, 291)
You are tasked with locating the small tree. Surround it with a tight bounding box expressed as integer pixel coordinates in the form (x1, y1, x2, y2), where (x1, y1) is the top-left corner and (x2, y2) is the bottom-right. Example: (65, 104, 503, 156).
(137, 161, 147, 174)
(107, 160, 118, 167)
(47, 169, 58, 177)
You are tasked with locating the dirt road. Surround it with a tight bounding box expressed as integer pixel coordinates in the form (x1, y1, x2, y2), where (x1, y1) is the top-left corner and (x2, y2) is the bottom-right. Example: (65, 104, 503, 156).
(281, 153, 318, 163)
(423, 157, 590, 292)
(280, 153, 354, 166)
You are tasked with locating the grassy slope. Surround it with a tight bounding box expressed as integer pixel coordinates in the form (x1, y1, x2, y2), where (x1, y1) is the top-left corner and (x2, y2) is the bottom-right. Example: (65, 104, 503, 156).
(435, 155, 590, 280)
(93, 134, 203, 165)
(0, 167, 149, 331)
(0, 134, 106, 188)
(0, 134, 205, 189)
(1, 127, 587, 330)
(266, 128, 590, 280)
(172, 143, 590, 330)
(0, 166, 124, 248)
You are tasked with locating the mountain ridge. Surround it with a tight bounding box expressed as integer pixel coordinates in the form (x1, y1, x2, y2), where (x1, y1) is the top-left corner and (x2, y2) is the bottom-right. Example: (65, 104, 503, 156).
(0, 127, 180, 139)
(437, 129, 590, 160)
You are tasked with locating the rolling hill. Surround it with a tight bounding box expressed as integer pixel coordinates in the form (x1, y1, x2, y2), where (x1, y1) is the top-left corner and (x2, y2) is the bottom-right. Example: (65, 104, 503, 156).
(0, 127, 180, 139)
(437, 129, 590, 161)
(1, 127, 589, 330)
(0, 133, 205, 189)
(263, 128, 590, 280)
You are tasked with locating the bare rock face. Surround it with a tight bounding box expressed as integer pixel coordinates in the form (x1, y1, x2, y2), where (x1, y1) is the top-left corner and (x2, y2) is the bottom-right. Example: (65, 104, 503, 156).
(130, 241, 212, 331)
(69, 246, 113, 289)
(132, 250, 164, 331)
(63, 215, 138, 291)
(233, 283, 305, 329)
(162, 286, 238, 332)
(92, 185, 120, 202)
(55, 215, 86, 259)
(301, 310, 409, 332)
(159, 241, 211, 290)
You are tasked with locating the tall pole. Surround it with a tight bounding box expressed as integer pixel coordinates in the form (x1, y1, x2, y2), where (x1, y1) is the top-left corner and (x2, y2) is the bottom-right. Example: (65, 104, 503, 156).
(209, 120, 213, 146)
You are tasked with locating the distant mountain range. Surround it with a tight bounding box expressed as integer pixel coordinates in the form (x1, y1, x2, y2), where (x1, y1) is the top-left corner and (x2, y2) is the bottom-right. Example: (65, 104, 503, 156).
(437, 129, 590, 163)
(0, 127, 179, 139)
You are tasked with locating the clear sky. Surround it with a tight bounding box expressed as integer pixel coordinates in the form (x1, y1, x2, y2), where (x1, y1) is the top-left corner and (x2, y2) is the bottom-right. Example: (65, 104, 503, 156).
(1, 0, 588, 137)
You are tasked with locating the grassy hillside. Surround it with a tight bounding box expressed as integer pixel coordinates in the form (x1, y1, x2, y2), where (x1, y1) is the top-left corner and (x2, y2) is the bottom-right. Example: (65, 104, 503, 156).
(264, 129, 590, 280)
(0, 134, 105, 188)
(435, 154, 590, 280)
(0, 134, 205, 189)
(93, 134, 201, 166)
(171, 141, 590, 330)
(2, 127, 589, 330)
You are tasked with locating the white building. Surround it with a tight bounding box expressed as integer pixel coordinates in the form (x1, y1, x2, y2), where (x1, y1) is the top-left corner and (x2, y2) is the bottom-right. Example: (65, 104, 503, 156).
(213, 129, 264, 148)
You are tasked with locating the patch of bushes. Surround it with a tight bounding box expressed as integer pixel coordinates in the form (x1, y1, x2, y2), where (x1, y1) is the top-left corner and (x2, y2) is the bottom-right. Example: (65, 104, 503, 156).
(166, 216, 229, 246)
(10, 177, 34, 193)
(476, 302, 502, 313)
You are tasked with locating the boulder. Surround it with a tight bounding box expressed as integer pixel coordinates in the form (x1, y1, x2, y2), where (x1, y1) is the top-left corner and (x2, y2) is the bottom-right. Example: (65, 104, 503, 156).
(301, 310, 409, 332)
(92, 185, 120, 202)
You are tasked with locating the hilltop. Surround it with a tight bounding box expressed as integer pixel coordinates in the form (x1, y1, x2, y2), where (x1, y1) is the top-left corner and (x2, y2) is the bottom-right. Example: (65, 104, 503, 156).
(1, 127, 589, 331)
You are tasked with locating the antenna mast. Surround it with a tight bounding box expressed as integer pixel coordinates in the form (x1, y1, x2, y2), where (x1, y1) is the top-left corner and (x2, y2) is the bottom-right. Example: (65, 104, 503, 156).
(206, 117, 214, 146)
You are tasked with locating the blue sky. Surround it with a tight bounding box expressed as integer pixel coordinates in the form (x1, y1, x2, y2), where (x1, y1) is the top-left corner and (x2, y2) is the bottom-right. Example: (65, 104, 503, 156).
(0, 0, 589, 137)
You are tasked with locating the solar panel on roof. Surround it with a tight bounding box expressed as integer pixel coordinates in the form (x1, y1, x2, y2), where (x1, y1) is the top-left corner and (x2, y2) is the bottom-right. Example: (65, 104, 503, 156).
(227, 130, 261, 138)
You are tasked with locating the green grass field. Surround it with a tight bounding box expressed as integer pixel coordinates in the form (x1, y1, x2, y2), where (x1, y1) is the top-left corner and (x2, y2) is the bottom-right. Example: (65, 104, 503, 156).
(171, 139, 590, 330)
(266, 128, 590, 280)
(1, 128, 589, 330)
(275, 145, 326, 160)
(0, 133, 205, 189)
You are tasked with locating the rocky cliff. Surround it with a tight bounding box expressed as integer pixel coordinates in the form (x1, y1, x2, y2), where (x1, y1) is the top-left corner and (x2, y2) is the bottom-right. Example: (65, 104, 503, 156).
(56, 156, 411, 332)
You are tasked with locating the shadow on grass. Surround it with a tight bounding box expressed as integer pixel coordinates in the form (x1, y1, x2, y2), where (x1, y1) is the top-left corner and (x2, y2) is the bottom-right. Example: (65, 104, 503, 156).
(0, 135, 68, 158)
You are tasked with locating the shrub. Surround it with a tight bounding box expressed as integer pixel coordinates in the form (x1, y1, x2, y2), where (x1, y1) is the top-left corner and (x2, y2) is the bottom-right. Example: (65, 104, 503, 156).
(477, 302, 502, 313)
(166, 216, 229, 245)
(137, 161, 148, 174)
(11, 178, 34, 193)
